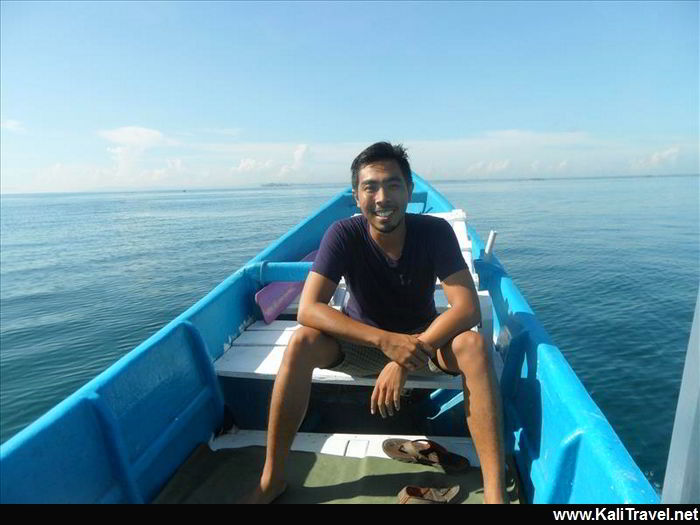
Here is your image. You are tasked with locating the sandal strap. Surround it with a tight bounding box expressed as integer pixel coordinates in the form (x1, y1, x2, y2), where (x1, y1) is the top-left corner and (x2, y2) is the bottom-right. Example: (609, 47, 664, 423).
(412, 439, 449, 454)
(398, 485, 460, 504)
(398, 439, 470, 470)
(398, 440, 444, 464)
(403, 439, 446, 455)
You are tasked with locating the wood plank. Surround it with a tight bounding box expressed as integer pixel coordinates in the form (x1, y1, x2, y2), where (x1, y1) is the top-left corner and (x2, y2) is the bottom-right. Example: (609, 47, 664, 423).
(224, 208, 490, 389)
(247, 320, 300, 331)
(428, 210, 467, 222)
(209, 430, 480, 467)
(232, 330, 296, 346)
(215, 345, 463, 389)
(451, 220, 470, 251)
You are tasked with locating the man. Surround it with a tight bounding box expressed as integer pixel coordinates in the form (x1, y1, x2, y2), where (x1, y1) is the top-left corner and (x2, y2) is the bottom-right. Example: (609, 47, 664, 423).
(246, 142, 507, 504)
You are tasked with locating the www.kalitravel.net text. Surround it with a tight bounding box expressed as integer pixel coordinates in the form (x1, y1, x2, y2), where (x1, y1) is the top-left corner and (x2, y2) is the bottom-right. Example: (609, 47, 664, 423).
(553, 508, 699, 521)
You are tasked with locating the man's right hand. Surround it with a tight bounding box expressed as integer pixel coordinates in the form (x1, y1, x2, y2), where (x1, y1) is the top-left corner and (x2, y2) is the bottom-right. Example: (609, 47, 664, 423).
(379, 333, 434, 371)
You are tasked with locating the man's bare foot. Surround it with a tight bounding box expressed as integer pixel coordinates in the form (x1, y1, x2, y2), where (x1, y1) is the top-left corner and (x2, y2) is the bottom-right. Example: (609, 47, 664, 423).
(240, 479, 288, 504)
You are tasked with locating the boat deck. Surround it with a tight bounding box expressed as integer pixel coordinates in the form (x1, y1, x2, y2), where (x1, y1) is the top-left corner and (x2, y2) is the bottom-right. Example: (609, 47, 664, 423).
(154, 430, 523, 504)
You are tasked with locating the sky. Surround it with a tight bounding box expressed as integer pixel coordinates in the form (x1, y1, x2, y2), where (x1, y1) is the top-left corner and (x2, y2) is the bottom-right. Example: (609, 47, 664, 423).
(1, 0, 698, 193)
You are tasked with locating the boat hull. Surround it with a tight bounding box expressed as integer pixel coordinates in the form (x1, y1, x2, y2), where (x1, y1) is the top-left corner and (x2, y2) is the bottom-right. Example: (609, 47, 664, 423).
(0, 175, 659, 503)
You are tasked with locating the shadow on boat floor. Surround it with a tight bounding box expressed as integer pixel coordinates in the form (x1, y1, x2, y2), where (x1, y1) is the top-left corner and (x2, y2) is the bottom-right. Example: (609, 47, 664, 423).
(153, 445, 523, 504)
(221, 379, 469, 437)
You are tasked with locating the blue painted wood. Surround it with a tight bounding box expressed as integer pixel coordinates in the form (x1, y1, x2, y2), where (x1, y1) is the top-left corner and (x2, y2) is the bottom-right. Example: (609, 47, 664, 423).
(87, 393, 143, 503)
(248, 261, 314, 285)
(473, 242, 659, 503)
(1, 315, 224, 503)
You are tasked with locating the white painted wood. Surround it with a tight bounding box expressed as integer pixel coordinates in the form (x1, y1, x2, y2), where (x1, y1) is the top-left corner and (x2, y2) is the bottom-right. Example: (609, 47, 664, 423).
(214, 344, 463, 389)
(429, 210, 467, 222)
(662, 290, 700, 504)
(451, 220, 470, 251)
(216, 290, 500, 389)
(434, 290, 493, 343)
(209, 430, 480, 467)
(428, 210, 471, 252)
(225, 208, 497, 390)
(463, 252, 475, 275)
(345, 439, 370, 458)
(232, 329, 297, 347)
(247, 320, 300, 331)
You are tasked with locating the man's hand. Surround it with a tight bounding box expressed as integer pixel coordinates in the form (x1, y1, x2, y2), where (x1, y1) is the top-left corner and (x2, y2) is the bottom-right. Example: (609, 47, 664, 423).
(371, 362, 409, 418)
(379, 332, 434, 370)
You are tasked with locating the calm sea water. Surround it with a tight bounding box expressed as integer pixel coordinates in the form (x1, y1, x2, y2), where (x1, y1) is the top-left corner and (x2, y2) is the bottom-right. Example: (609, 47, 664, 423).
(1, 175, 698, 494)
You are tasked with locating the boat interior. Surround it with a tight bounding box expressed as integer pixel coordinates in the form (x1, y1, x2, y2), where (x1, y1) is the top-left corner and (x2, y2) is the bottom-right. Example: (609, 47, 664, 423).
(154, 210, 524, 504)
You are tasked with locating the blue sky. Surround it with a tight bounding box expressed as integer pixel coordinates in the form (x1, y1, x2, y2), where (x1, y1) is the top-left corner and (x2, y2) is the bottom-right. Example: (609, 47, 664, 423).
(1, 0, 698, 193)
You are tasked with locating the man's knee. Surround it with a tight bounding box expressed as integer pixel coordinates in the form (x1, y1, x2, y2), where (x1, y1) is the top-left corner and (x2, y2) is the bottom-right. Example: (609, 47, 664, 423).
(452, 330, 490, 372)
(289, 326, 323, 350)
(284, 326, 338, 368)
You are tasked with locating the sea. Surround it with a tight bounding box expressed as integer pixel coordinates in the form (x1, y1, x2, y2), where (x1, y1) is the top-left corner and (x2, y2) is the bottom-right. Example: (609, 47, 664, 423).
(1, 174, 698, 495)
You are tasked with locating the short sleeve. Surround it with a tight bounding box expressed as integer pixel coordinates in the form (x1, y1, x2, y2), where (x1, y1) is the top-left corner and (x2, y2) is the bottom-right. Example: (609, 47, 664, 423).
(310, 221, 348, 284)
(433, 218, 468, 280)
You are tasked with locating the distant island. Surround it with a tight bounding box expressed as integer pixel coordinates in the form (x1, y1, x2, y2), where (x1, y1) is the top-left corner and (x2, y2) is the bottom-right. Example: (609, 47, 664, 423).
(261, 182, 295, 187)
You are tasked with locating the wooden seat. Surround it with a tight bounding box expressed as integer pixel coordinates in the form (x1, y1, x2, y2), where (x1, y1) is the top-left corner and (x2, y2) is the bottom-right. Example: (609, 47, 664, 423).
(215, 321, 462, 389)
(214, 209, 499, 390)
(214, 291, 496, 390)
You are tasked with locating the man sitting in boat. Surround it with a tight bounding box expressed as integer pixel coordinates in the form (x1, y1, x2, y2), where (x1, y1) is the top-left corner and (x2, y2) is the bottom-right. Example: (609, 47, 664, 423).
(247, 142, 507, 504)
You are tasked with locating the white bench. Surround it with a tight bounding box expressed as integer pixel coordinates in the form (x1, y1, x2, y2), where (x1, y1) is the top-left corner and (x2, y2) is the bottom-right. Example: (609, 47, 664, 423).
(214, 209, 499, 390)
(214, 290, 495, 390)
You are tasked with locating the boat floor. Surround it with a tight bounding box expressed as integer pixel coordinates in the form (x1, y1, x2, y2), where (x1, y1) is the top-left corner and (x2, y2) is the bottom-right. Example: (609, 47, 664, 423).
(153, 431, 523, 504)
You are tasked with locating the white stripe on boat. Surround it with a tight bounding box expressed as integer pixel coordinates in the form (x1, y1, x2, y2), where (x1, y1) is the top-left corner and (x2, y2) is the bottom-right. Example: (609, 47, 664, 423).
(209, 430, 480, 467)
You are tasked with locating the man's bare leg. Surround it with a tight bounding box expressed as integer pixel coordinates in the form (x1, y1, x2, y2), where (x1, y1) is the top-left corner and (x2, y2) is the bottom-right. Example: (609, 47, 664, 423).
(243, 327, 342, 503)
(436, 331, 507, 504)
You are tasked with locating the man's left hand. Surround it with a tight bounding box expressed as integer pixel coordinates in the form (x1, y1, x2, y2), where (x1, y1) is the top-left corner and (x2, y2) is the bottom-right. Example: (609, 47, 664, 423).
(371, 362, 409, 418)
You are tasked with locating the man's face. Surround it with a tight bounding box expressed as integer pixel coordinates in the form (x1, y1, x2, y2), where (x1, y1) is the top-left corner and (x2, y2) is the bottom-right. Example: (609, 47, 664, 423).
(353, 159, 413, 235)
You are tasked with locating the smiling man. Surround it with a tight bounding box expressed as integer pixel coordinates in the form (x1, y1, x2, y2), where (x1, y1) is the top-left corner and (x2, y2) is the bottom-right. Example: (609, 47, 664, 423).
(245, 142, 507, 504)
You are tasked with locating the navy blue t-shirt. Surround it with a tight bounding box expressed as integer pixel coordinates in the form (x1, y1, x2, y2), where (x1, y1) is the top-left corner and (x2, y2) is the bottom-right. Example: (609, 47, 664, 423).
(311, 213, 467, 333)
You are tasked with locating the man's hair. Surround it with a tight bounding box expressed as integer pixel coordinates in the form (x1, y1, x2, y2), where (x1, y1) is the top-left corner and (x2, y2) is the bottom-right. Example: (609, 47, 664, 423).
(351, 142, 412, 190)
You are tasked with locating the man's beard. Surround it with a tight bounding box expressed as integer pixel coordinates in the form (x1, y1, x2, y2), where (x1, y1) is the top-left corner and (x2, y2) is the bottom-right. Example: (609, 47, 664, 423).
(373, 213, 404, 234)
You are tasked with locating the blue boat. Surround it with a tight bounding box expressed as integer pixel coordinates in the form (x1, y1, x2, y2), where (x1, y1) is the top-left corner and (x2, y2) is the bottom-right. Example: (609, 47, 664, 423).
(0, 174, 660, 504)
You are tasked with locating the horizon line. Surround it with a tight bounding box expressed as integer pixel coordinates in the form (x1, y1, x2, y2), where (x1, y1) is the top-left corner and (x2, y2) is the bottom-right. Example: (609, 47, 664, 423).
(1, 172, 698, 197)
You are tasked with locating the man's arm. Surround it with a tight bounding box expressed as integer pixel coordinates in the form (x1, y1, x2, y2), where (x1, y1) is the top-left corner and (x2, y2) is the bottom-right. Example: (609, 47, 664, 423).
(417, 268, 481, 352)
(297, 271, 432, 370)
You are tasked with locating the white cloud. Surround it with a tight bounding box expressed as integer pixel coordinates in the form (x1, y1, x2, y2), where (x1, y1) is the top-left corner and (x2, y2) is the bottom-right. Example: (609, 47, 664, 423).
(1, 119, 25, 133)
(142, 158, 190, 185)
(280, 144, 308, 177)
(28, 162, 112, 193)
(224, 143, 313, 182)
(98, 126, 174, 149)
(406, 130, 597, 178)
(632, 146, 680, 170)
(5, 129, 696, 194)
(97, 126, 180, 181)
(231, 158, 274, 173)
